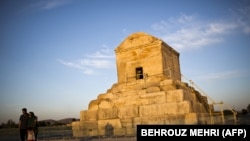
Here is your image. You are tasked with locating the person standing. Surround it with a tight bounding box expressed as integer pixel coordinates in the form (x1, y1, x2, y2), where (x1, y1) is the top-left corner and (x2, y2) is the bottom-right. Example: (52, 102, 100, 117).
(105, 122, 114, 138)
(28, 112, 38, 141)
(19, 108, 29, 141)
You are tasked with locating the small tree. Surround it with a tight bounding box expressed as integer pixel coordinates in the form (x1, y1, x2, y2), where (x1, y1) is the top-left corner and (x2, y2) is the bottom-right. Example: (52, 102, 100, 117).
(38, 121, 46, 127)
(241, 109, 248, 115)
(247, 104, 250, 113)
(7, 119, 16, 128)
(46, 121, 51, 126)
(0, 119, 17, 128)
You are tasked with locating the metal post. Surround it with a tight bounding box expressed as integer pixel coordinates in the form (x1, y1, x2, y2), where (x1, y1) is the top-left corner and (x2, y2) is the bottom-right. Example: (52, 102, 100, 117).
(143, 73, 147, 88)
(219, 102, 225, 124)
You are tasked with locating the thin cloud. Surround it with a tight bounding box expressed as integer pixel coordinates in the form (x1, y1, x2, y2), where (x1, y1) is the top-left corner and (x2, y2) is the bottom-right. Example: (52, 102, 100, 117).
(79, 59, 114, 69)
(197, 70, 248, 81)
(59, 48, 115, 75)
(25, 0, 73, 11)
(86, 48, 115, 59)
(232, 6, 250, 34)
(58, 59, 94, 75)
(40, 0, 73, 10)
(152, 14, 238, 50)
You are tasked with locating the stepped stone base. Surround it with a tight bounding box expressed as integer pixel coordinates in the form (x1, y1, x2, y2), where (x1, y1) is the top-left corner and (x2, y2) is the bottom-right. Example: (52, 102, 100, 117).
(72, 78, 221, 137)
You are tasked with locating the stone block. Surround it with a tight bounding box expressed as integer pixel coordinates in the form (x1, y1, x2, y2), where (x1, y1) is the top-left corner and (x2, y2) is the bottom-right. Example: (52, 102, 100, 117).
(98, 129, 105, 136)
(139, 91, 166, 105)
(166, 89, 191, 102)
(145, 82, 160, 88)
(72, 121, 98, 136)
(125, 127, 136, 136)
(97, 119, 122, 130)
(140, 116, 166, 124)
(113, 95, 140, 107)
(197, 113, 210, 124)
(146, 86, 160, 93)
(193, 102, 202, 113)
(160, 79, 174, 86)
(160, 84, 177, 91)
(98, 108, 118, 120)
(184, 113, 198, 124)
(118, 106, 139, 119)
(177, 101, 193, 114)
(85, 129, 98, 136)
(120, 118, 133, 128)
(138, 89, 147, 95)
(99, 100, 113, 109)
(72, 129, 84, 137)
(80, 110, 87, 121)
(132, 117, 141, 128)
(201, 95, 208, 103)
(88, 100, 99, 110)
(134, 83, 147, 90)
(147, 75, 167, 82)
(85, 110, 97, 121)
(139, 103, 178, 116)
(71, 121, 80, 130)
(167, 115, 182, 124)
(166, 89, 182, 102)
(184, 89, 195, 102)
(78, 121, 98, 130)
(167, 114, 185, 124)
(114, 128, 126, 136)
(139, 101, 192, 117)
(190, 92, 196, 102)
(119, 90, 138, 97)
(98, 92, 117, 100)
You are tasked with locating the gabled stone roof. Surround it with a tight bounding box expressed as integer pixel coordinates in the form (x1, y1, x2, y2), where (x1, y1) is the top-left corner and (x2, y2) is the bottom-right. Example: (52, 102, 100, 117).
(115, 32, 162, 52)
(115, 32, 179, 55)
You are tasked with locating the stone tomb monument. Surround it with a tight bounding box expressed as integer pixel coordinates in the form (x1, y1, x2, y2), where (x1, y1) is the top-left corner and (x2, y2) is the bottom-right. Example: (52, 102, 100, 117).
(72, 32, 213, 137)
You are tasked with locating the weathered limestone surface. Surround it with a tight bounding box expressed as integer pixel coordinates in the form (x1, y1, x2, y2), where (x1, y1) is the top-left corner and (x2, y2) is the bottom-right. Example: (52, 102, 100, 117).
(72, 32, 219, 137)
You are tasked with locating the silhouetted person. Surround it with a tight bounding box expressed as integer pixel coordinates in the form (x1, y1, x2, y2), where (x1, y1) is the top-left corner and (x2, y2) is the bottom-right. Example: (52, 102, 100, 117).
(28, 112, 38, 141)
(19, 108, 29, 141)
(105, 122, 114, 138)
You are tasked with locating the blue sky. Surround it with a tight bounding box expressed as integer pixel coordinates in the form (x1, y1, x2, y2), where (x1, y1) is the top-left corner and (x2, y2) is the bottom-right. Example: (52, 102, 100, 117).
(1, 0, 249, 123)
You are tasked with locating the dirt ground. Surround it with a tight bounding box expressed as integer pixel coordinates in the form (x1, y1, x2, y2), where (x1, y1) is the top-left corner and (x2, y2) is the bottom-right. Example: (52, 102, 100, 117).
(1, 114, 249, 141)
(38, 136, 137, 141)
(237, 114, 250, 125)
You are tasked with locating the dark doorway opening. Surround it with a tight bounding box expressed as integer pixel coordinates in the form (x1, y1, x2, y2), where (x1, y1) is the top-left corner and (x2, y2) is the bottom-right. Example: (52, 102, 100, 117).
(136, 67, 143, 79)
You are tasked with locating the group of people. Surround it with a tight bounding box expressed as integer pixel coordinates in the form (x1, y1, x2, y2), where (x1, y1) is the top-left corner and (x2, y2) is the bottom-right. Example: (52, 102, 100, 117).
(18, 108, 38, 141)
